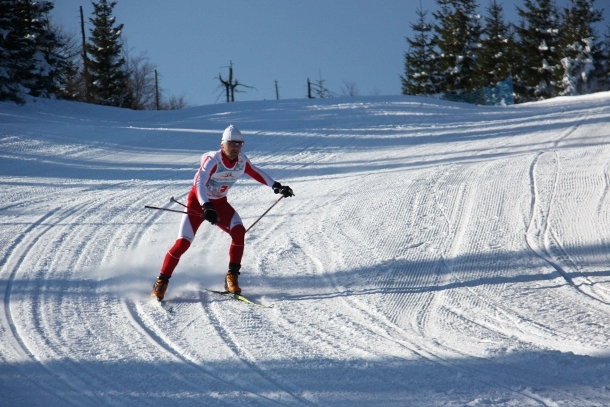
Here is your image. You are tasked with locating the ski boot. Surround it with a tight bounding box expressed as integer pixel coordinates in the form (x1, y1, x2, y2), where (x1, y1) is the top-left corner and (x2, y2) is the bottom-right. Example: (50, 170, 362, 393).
(151, 275, 169, 301)
(224, 263, 241, 294)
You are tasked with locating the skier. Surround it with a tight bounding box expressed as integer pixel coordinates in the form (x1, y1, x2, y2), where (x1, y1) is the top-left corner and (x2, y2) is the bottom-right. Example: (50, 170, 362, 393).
(151, 125, 294, 300)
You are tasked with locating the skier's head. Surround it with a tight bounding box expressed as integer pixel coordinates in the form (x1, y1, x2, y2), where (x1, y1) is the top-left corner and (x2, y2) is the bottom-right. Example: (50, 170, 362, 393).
(221, 125, 244, 160)
(221, 125, 244, 144)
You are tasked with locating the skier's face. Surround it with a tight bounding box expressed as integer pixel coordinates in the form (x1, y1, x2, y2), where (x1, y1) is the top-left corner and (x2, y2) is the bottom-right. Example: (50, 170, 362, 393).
(221, 140, 243, 160)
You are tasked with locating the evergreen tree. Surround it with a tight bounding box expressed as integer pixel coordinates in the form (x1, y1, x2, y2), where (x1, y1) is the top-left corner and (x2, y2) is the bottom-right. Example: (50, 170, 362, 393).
(604, 25, 610, 90)
(86, 0, 130, 107)
(401, 6, 439, 95)
(0, 1, 28, 103)
(402, 5, 440, 95)
(21, 1, 63, 98)
(475, 0, 515, 88)
(0, 1, 62, 103)
(433, 0, 483, 93)
(559, 0, 604, 95)
(57, 58, 85, 101)
(514, 0, 563, 101)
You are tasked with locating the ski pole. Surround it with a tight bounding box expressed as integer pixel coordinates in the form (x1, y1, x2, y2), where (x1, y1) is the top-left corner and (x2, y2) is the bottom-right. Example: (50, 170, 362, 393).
(144, 205, 203, 217)
(246, 196, 284, 233)
(170, 196, 187, 208)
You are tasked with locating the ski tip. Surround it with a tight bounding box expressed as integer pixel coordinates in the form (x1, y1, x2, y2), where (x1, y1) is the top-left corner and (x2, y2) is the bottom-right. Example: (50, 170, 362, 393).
(160, 303, 174, 313)
(205, 288, 229, 294)
(152, 297, 174, 313)
(205, 288, 274, 308)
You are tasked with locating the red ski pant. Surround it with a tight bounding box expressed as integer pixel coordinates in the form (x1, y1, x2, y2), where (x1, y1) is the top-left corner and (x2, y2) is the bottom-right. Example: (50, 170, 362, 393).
(160, 188, 246, 277)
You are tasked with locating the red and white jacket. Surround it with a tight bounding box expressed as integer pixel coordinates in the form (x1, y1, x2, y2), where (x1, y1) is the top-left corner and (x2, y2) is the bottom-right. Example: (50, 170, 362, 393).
(193, 150, 275, 204)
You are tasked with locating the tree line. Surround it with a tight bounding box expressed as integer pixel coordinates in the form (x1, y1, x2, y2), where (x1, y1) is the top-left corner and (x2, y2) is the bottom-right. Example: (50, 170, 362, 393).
(402, 0, 610, 103)
(0, 0, 185, 108)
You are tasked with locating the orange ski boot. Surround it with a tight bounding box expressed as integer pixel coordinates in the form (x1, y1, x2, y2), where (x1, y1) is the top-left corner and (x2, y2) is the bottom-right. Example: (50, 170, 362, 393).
(224, 263, 241, 294)
(151, 275, 169, 301)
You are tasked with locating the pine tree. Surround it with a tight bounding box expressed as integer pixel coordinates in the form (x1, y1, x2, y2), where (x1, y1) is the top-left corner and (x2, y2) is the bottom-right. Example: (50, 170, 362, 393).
(0, 1, 27, 103)
(604, 25, 610, 90)
(86, 0, 130, 107)
(514, 0, 563, 101)
(402, 5, 440, 95)
(21, 1, 63, 98)
(0, 1, 62, 103)
(433, 0, 483, 93)
(475, 0, 515, 88)
(559, 0, 604, 95)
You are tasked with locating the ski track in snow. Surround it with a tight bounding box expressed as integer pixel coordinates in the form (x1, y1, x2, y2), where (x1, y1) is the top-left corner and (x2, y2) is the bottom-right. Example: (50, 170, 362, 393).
(2, 94, 610, 406)
(319, 162, 574, 406)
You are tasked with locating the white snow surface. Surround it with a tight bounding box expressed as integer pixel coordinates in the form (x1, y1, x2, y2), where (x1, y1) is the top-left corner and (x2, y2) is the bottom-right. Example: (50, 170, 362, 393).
(2, 93, 610, 406)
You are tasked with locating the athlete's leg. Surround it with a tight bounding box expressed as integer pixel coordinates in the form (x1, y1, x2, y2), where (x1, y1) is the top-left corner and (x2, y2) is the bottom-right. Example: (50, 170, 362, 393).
(229, 219, 246, 265)
(212, 198, 246, 266)
(160, 238, 191, 278)
(211, 198, 246, 293)
(159, 188, 204, 277)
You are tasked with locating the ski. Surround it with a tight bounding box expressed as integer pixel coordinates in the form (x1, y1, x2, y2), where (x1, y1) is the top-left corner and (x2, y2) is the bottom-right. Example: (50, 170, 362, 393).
(205, 289, 274, 309)
(154, 298, 174, 313)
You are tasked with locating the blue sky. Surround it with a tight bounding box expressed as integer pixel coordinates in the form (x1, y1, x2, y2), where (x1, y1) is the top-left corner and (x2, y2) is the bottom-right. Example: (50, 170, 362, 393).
(51, 1, 608, 107)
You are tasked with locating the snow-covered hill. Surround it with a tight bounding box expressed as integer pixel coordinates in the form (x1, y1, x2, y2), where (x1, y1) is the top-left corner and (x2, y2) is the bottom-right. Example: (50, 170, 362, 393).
(2, 93, 610, 406)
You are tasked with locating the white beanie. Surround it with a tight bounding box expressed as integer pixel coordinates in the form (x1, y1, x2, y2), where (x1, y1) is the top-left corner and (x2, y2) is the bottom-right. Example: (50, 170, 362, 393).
(221, 125, 243, 143)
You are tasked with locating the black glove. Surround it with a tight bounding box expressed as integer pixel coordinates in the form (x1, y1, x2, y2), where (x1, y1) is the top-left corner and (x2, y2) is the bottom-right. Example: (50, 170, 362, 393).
(202, 202, 218, 224)
(272, 182, 294, 198)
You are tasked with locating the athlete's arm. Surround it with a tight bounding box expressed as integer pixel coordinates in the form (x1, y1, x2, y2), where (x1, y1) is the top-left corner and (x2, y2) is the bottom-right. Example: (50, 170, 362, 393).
(194, 155, 218, 204)
(244, 157, 275, 187)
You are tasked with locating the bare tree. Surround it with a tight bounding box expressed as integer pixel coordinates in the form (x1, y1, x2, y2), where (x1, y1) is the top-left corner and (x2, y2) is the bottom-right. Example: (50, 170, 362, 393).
(49, 22, 86, 101)
(216, 61, 254, 102)
(123, 49, 157, 110)
(307, 71, 335, 98)
(126, 56, 187, 110)
(341, 80, 359, 97)
(161, 94, 187, 110)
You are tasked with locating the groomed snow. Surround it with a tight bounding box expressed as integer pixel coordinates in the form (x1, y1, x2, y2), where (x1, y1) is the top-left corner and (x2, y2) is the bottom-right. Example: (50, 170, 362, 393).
(2, 93, 610, 406)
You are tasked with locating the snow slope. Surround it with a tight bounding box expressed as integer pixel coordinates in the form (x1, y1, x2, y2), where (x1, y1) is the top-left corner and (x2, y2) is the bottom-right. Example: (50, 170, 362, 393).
(2, 93, 610, 406)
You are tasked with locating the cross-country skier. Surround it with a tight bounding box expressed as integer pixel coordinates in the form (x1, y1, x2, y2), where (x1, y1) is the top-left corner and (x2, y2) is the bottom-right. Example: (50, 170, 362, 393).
(151, 125, 294, 300)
